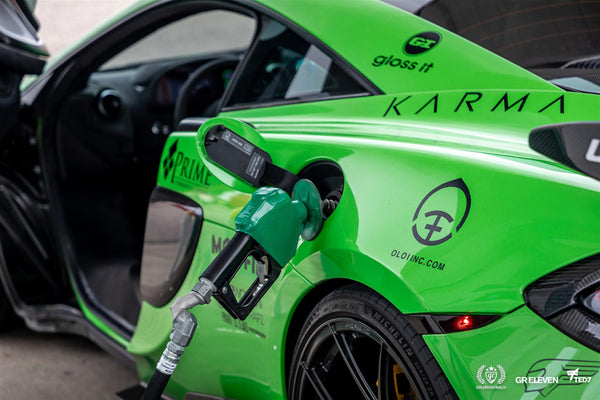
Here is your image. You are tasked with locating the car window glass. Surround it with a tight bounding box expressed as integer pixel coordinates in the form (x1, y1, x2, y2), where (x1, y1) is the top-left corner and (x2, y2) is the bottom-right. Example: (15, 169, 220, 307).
(226, 19, 366, 107)
(100, 10, 255, 70)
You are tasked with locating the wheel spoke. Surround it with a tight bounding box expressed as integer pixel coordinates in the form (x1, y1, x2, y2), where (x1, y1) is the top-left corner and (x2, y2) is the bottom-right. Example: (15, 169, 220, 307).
(330, 324, 377, 400)
(377, 343, 385, 400)
(301, 361, 334, 400)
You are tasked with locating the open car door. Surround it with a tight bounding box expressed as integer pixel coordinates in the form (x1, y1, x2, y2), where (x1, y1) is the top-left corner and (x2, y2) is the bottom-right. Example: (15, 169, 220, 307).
(0, 0, 49, 322)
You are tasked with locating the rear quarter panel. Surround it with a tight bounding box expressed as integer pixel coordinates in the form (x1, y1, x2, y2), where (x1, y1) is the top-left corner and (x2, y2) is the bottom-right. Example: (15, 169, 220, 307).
(130, 90, 600, 398)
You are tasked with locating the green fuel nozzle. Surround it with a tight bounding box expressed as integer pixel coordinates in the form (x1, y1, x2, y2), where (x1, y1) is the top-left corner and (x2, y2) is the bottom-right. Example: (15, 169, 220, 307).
(171, 178, 322, 321)
(236, 179, 323, 265)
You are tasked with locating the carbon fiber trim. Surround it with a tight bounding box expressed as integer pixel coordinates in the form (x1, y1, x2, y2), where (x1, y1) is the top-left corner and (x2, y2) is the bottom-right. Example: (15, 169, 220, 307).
(525, 253, 600, 352)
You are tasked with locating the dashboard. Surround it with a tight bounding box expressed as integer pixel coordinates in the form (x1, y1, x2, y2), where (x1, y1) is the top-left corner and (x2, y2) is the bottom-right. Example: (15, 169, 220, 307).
(87, 54, 239, 134)
(153, 62, 235, 110)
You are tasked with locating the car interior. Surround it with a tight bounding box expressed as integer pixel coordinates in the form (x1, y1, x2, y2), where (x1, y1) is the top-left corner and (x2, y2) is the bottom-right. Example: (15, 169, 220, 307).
(49, 8, 257, 334)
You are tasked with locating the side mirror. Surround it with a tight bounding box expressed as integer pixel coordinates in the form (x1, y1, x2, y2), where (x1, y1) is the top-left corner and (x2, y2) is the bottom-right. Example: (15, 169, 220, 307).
(529, 122, 600, 181)
(0, 1, 47, 74)
(197, 117, 298, 193)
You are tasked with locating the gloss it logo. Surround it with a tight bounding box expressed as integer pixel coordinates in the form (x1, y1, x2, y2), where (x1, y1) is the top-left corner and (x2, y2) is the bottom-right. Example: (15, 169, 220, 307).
(404, 32, 441, 55)
(412, 179, 471, 246)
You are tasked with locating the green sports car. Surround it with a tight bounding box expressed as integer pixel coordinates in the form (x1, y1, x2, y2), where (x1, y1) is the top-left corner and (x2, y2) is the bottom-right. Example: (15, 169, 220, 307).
(0, 0, 599, 399)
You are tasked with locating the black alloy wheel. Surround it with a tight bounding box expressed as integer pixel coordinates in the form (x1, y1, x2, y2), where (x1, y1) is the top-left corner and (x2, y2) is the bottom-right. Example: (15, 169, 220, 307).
(288, 285, 456, 400)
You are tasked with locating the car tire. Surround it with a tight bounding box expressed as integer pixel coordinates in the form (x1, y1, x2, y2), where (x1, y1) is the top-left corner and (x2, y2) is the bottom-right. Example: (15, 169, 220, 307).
(288, 284, 456, 400)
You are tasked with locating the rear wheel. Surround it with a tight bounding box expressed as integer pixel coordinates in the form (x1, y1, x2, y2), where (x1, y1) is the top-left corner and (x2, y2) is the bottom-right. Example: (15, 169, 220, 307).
(288, 285, 456, 400)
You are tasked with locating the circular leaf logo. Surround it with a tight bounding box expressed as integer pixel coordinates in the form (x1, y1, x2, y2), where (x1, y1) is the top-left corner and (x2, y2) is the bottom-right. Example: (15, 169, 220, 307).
(412, 178, 471, 246)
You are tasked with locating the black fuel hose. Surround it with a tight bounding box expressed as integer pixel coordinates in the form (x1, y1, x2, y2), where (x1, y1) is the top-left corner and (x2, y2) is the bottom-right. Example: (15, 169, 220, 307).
(142, 370, 170, 400)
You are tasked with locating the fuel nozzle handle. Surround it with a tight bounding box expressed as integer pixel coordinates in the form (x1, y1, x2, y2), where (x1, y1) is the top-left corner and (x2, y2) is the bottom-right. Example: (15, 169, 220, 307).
(193, 232, 275, 320)
(198, 232, 259, 288)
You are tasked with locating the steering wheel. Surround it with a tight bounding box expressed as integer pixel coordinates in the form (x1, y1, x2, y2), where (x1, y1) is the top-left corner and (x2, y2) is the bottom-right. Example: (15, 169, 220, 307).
(173, 56, 240, 127)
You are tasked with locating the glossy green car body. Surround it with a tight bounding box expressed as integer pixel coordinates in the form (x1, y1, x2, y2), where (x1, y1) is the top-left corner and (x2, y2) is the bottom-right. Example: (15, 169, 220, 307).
(6, 0, 600, 399)
(120, 1, 600, 398)
(131, 86, 599, 398)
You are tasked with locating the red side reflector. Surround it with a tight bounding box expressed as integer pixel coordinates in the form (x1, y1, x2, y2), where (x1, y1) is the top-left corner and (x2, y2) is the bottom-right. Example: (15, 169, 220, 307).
(454, 315, 474, 331)
(405, 314, 501, 334)
(437, 315, 500, 333)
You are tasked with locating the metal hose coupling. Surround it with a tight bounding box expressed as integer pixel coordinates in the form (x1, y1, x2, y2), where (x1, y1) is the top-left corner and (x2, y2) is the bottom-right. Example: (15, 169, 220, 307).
(170, 278, 216, 321)
(156, 310, 198, 375)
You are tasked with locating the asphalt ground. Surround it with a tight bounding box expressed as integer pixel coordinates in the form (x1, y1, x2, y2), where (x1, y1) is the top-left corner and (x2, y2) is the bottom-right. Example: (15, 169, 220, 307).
(0, 327, 139, 399)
